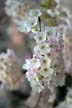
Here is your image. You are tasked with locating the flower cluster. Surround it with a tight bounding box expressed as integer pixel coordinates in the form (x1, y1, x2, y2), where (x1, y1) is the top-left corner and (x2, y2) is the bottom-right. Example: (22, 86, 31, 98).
(19, 9, 53, 93)
(0, 49, 24, 90)
(18, 7, 69, 93)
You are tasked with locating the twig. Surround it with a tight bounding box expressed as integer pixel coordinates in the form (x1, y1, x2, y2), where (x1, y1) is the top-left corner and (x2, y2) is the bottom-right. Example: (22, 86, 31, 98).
(33, 92, 42, 108)
(38, 17, 41, 32)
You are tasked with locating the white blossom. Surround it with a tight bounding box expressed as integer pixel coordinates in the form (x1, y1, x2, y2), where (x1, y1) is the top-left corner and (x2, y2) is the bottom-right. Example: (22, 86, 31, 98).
(23, 58, 41, 71)
(29, 17, 38, 28)
(18, 17, 38, 33)
(34, 42, 50, 55)
(38, 42, 50, 55)
(4, 0, 20, 17)
(18, 20, 31, 33)
(34, 32, 47, 44)
(0, 49, 24, 90)
(30, 58, 41, 69)
(40, 55, 51, 67)
(39, 66, 53, 78)
(29, 9, 42, 17)
(45, 26, 57, 38)
(22, 59, 31, 70)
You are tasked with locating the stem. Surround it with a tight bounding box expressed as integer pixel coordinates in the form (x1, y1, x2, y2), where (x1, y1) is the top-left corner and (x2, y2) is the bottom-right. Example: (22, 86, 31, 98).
(38, 17, 41, 32)
(33, 92, 42, 108)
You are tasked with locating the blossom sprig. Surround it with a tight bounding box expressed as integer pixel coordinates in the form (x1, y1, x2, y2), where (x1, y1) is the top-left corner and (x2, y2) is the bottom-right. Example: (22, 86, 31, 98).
(19, 9, 54, 93)
(20, 7, 69, 93)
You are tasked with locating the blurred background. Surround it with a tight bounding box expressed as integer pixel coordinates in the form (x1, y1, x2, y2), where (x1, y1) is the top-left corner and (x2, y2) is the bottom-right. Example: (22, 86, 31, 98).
(0, 0, 72, 108)
(0, 0, 40, 59)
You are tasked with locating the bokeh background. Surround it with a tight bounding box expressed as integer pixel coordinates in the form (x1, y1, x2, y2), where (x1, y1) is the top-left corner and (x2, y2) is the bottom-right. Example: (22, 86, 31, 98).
(0, 0, 72, 108)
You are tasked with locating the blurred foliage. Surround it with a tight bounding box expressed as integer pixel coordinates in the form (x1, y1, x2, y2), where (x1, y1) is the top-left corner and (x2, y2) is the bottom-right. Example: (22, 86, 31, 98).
(40, 0, 57, 9)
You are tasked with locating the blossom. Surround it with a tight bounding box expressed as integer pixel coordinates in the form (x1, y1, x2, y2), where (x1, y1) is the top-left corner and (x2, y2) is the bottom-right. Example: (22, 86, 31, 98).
(18, 17, 38, 33)
(0, 49, 24, 90)
(18, 20, 31, 33)
(40, 55, 51, 67)
(34, 32, 47, 44)
(33, 45, 41, 56)
(39, 42, 50, 54)
(23, 58, 41, 71)
(30, 58, 41, 68)
(34, 42, 50, 55)
(4, 0, 20, 17)
(28, 17, 38, 28)
(22, 59, 31, 70)
(39, 66, 53, 78)
(45, 26, 57, 37)
(29, 9, 42, 17)
(26, 73, 44, 93)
